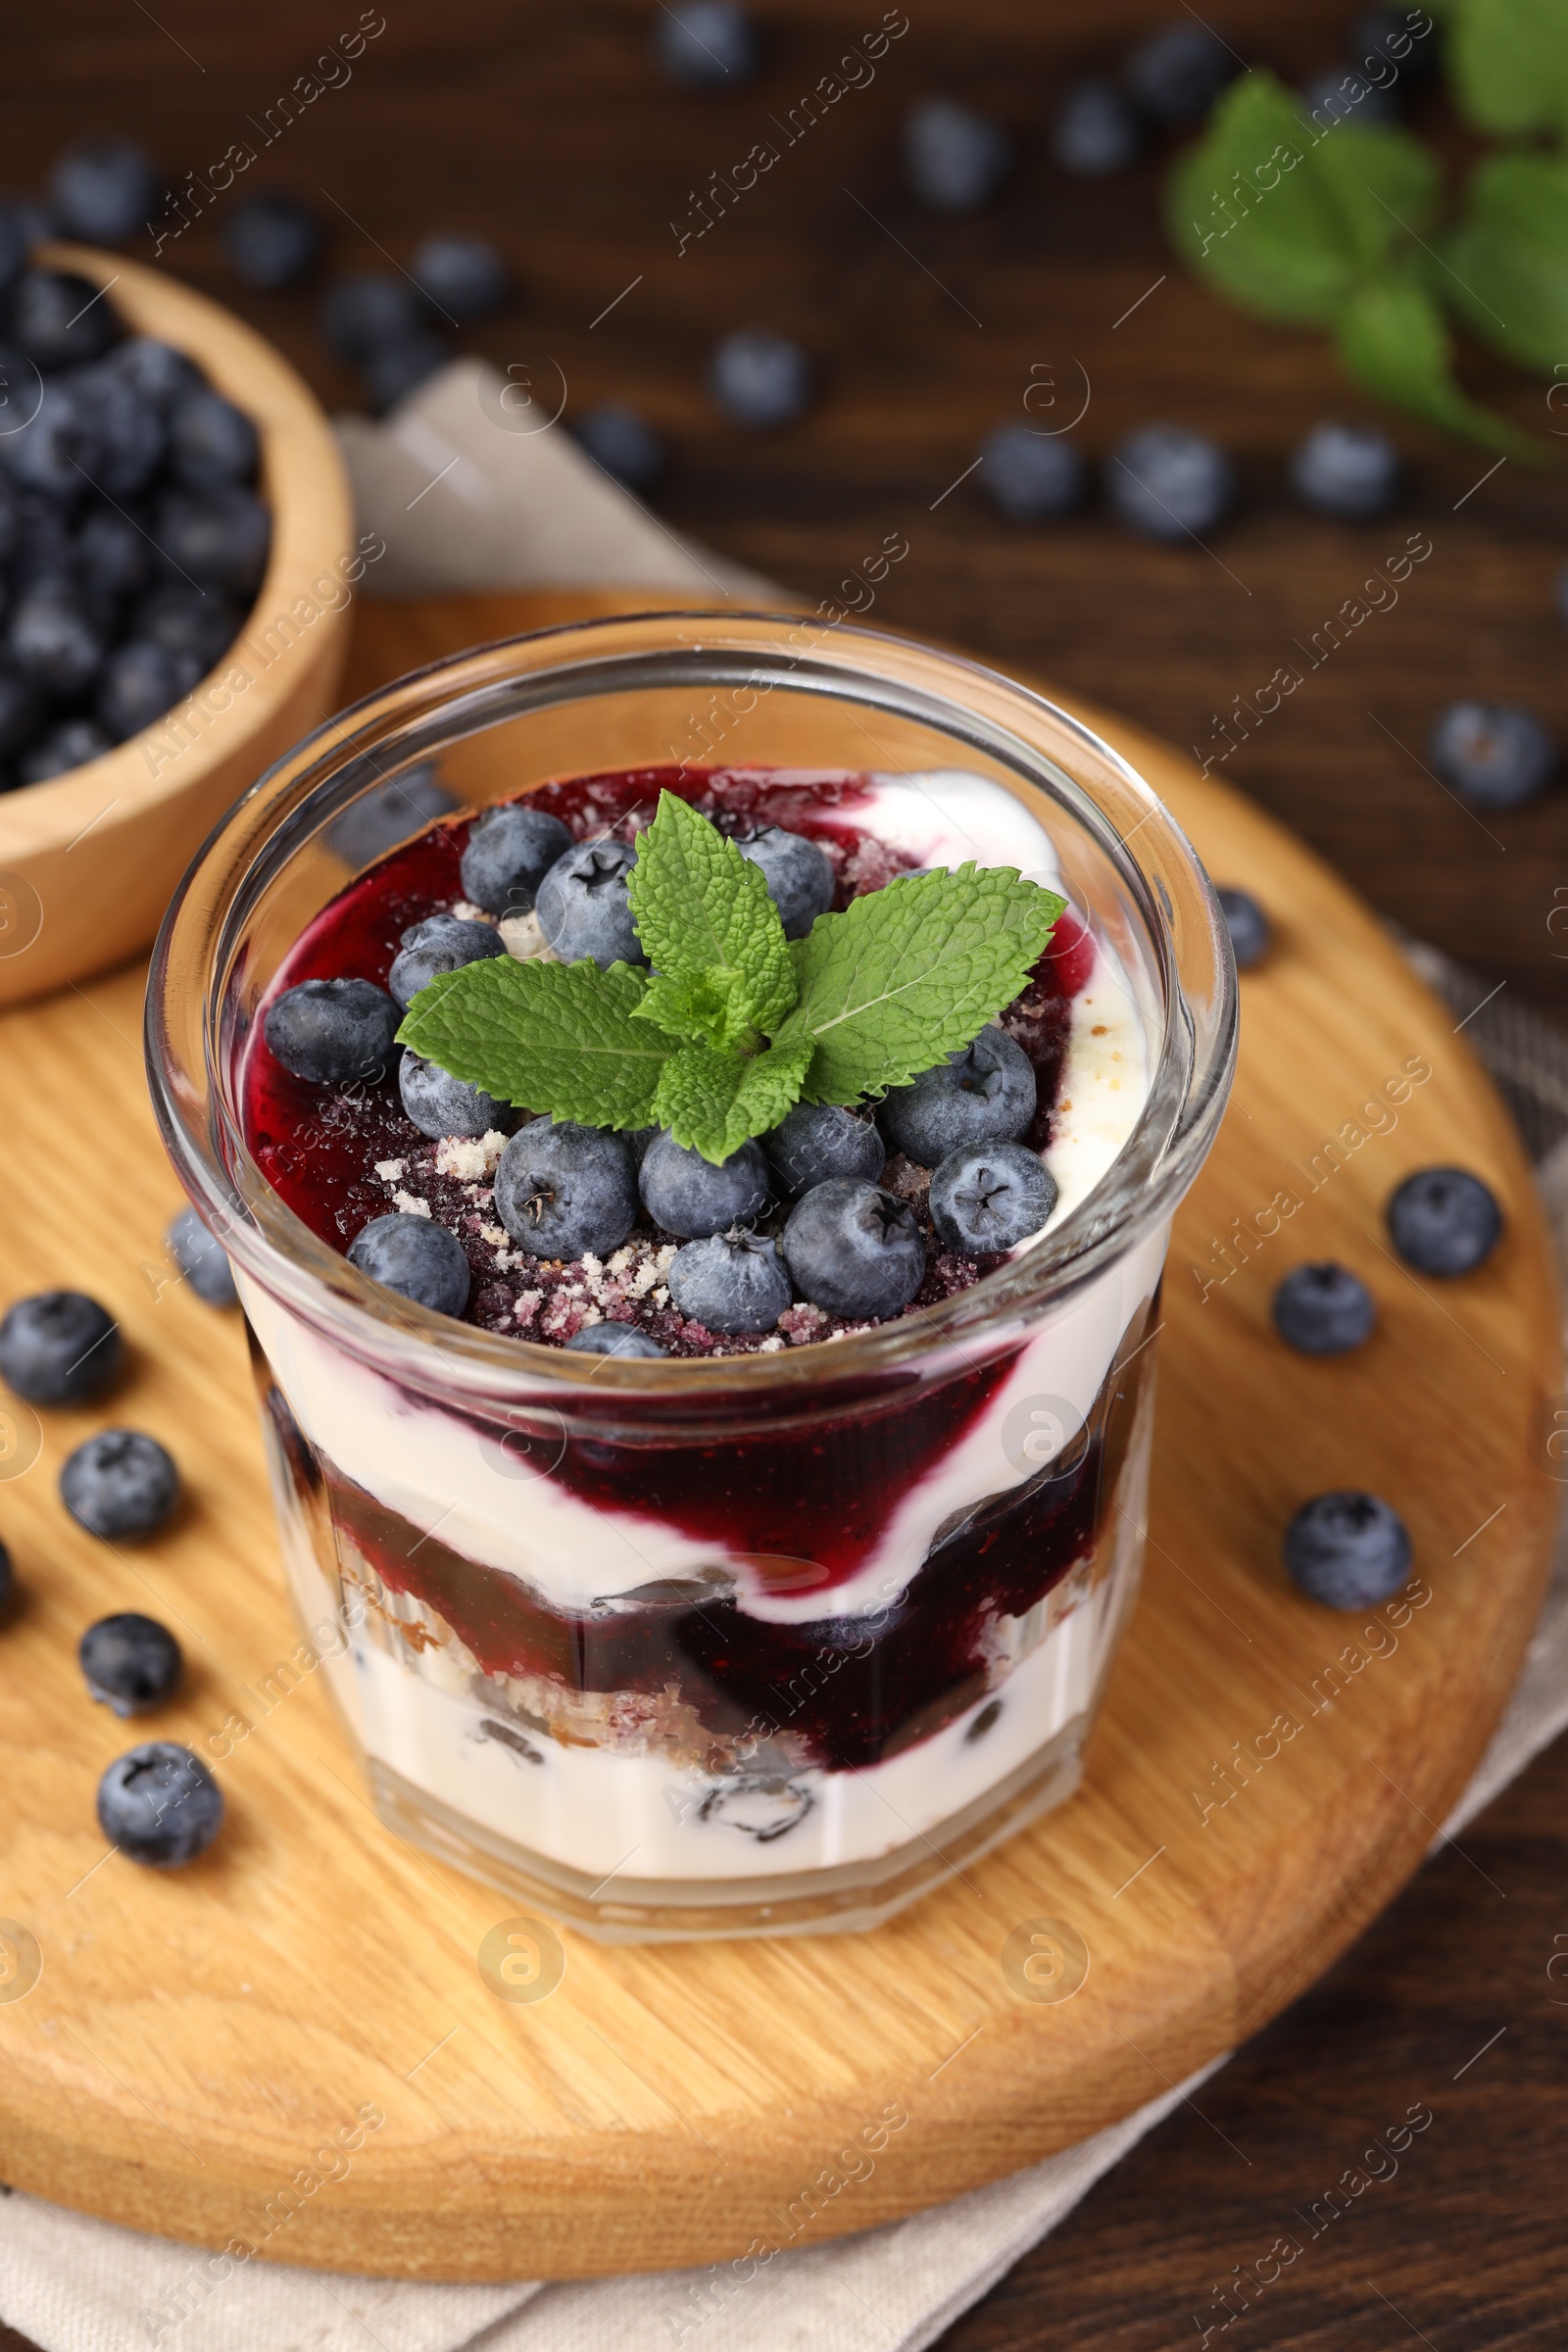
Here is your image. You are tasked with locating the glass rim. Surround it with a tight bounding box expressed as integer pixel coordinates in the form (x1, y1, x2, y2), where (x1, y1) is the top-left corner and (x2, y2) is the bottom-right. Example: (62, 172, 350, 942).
(145, 610, 1238, 1412)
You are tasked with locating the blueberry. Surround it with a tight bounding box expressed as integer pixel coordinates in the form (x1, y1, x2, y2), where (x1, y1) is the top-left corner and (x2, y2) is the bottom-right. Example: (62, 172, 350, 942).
(734, 825, 834, 938)
(319, 272, 429, 364)
(399, 1049, 522, 1142)
(535, 838, 645, 967)
(493, 1120, 639, 1260)
(902, 98, 1013, 214)
(1271, 1263, 1376, 1354)
(0, 663, 41, 760)
(668, 1231, 792, 1333)
(168, 390, 259, 490)
(1387, 1167, 1501, 1277)
(1216, 886, 1270, 970)
(461, 804, 575, 915)
(572, 401, 666, 492)
(221, 191, 323, 289)
(108, 336, 203, 414)
(73, 368, 166, 499)
(360, 335, 449, 416)
(0, 1291, 121, 1404)
(97, 640, 201, 741)
(96, 1741, 222, 1867)
(10, 582, 106, 700)
(61, 1430, 179, 1541)
(348, 1211, 471, 1316)
(1122, 23, 1239, 123)
(153, 487, 270, 594)
(1107, 424, 1235, 541)
(1428, 703, 1556, 808)
(1051, 78, 1142, 176)
(329, 762, 458, 866)
(10, 270, 119, 369)
(764, 1102, 885, 1197)
(387, 911, 505, 1008)
(0, 202, 29, 298)
(75, 505, 152, 601)
(1351, 4, 1437, 77)
(18, 718, 113, 784)
(411, 233, 509, 323)
(640, 1131, 770, 1239)
(48, 137, 159, 245)
(980, 423, 1088, 522)
(709, 328, 812, 431)
(167, 1206, 238, 1307)
(264, 977, 401, 1085)
(656, 1, 761, 89)
(565, 1322, 667, 1358)
(3, 380, 98, 502)
(929, 1141, 1057, 1250)
(79, 1612, 182, 1715)
(135, 583, 242, 670)
(878, 1024, 1036, 1167)
(1300, 70, 1400, 126)
(1289, 421, 1400, 519)
(783, 1180, 925, 1321)
(1283, 1491, 1411, 1609)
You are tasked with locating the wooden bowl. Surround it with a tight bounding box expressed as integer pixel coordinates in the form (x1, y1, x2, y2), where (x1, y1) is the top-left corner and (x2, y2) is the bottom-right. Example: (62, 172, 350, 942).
(0, 241, 355, 1005)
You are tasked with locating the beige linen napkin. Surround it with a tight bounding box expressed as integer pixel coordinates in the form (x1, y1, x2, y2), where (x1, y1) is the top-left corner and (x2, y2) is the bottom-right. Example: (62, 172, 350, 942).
(3, 363, 1564, 2352)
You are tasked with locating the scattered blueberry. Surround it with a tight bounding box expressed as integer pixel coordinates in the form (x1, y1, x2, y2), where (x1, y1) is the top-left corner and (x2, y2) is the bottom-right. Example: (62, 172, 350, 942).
(61, 1431, 179, 1541)
(348, 1212, 471, 1316)
(1051, 78, 1142, 176)
(411, 234, 509, 323)
(399, 1049, 523, 1142)
(221, 191, 323, 289)
(360, 335, 449, 416)
(1122, 23, 1240, 123)
(783, 1180, 924, 1321)
(902, 97, 1013, 214)
(49, 138, 158, 245)
(318, 272, 429, 364)
(668, 1231, 792, 1333)
(461, 804, 575, 915)
(1283, 1491, 1411, 1609)
(572, 401, 666, 493)
(1107, 424, 1235, 541)
(109, 336, 203, 413)
(264, 977, 401, 1086)
(1387, 1167, 1501, 1277)
(18, 718, 114, 784)
(709, 328, 812, 431)
(1216, 886, 1270, 971)
(0, 1291, 121, 1404)
(9, 584, 106, 699)
(79, 1612, 182, 1715)
(929, 1141, 1057, 1250)
(535, 838, 645, 967)
(1351, 5, 1438, 77)
(1289, 421, 1400, 518)
(493, 1120, 639, 1260)
(566, 1321, 667, 1358)
(640, 1131, 770, 1239)
(1271, 1263, 1376, 1354)
(168, 389, 259, 490)
(878, 1024, 1036, 1166)
(330, 763, 459, 866)
(97, 1740, 222, 1867)
(734, 825, 834, 939)
(1428, 703, 1557, 808)
(153, 486, 270, 593)
(136, 583, 242, 670)
(0, 204, 29, 298)
(388, 911, 506, 1009)
(764, 1102, 885, 1197)
(656, 1, 761, 90)
(11, 270, 120, 370)
(1300, 69, 1399, 124)
(167, 1206, 238, 1307)
(97, 641, 201, 741)
(980, 423, 1088, 523)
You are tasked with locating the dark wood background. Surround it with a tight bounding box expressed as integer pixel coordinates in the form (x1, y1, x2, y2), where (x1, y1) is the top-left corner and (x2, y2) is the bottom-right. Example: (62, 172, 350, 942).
(8, 4, 1568, 2345)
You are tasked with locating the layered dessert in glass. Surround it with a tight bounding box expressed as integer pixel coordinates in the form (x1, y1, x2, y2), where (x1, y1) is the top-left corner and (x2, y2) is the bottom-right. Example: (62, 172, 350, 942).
(148, 614, 1235, 1939)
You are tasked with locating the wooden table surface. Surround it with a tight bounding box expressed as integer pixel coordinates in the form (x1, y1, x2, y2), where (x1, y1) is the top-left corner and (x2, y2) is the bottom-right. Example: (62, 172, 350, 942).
(8, 2, 1568, 2344)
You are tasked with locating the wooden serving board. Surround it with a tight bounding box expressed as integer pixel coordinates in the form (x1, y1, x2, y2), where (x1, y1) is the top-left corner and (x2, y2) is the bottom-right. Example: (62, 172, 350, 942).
(0, 592, 1557, 2282)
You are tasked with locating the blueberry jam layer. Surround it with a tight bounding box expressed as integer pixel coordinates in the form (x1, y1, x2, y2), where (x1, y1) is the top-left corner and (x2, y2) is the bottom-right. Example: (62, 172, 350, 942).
(241, 763, 1097, 1358)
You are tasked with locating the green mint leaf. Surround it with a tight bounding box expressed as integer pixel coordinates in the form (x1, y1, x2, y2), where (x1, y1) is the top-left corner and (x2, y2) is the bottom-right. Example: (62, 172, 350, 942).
(397, 956, 673, 1130)
(652, 1036, 815, 1165)
(1336, 272, 1554, 462)
(1447, 0, 1568, 137)
(773, 868, 1064, 1108)
(1443, 153, 1568, 377)
(633, 967, 763, 1054)
(625, 791, 797, 1037)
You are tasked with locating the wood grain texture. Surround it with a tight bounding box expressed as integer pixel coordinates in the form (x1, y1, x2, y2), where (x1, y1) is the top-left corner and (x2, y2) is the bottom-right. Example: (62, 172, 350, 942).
(0, 589, 1555, 2281)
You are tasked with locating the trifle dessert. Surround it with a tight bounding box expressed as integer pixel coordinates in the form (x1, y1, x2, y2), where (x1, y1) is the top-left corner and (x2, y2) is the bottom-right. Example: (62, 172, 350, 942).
(148, 615, 1235, 1938)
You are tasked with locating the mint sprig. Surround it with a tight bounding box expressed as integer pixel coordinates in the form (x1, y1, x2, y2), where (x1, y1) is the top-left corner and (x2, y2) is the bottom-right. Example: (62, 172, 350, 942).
(395, 791, 1064, 1165)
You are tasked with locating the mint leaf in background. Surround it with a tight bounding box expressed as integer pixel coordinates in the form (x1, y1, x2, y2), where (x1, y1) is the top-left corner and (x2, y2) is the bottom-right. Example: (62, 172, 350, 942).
(652, 1036, 815, 1164)
(634, 966, 765, 1054)
(1443, 153, 1568, 375)
(1336, 272, 1552, 459)
(625, 791, 797, 1038)
(1447, 0, 1568, 137)
(1312, 119, 1442, 272)
(775, 868, 1063, 1108)
(397, 957, 673, 1130)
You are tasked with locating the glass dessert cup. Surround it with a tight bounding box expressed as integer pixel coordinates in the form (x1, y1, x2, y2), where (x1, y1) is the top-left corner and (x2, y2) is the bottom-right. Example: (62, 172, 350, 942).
(147, 612, 1237, 1943)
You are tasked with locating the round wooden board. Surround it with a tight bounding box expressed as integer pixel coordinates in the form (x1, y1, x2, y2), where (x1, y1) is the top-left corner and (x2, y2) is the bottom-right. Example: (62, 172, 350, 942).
(0, 592, 1557, 2283)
